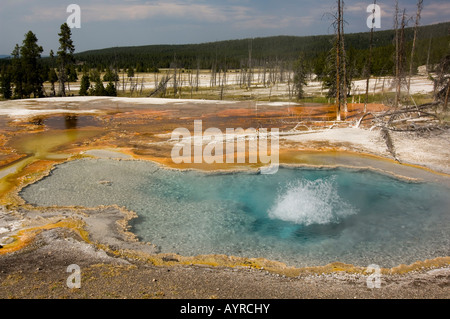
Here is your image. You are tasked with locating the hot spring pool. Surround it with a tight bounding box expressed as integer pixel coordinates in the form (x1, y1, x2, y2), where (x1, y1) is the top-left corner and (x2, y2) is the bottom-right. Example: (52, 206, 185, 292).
(20, 158, 450, 268)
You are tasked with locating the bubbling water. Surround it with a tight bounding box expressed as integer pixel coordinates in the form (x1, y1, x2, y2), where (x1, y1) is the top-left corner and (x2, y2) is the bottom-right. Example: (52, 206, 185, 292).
(269, 177, 357, 226)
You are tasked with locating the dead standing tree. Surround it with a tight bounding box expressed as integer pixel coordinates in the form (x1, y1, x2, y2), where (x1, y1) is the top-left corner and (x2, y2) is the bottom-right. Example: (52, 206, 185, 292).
(364, 0, 377, 114)
(322, 1, 349, 118)
(408, 0, 424, 94)
(340, 0, 347, 115)
(172, 54, 178, 98)
(433, 55, 450, 111)
(196, 58, 201, 92)
(247, 38, 253, 89)
(330, 0, 347, 121)
(335, 0, 341, 121)
(393, 2, 409, 108)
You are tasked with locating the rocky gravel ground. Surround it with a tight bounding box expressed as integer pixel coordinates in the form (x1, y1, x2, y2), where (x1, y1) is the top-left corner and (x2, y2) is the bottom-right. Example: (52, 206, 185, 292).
(0, 227, 448, 300)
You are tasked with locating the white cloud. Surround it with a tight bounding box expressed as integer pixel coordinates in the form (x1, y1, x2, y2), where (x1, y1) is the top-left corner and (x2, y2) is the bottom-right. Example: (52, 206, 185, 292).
(21, 1, 248, 24)
(420, 2, 450, 19)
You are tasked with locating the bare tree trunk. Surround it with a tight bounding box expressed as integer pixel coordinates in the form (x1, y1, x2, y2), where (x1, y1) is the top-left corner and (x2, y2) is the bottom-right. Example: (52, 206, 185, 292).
(393, 6, 407, 108)
(373, 77, 378, 95)
(114, 65, 119, 93)
(187, 65, 193, 99)
(408, 0, 423, 94)
(279, 61, 285, 83)
(248, 39, 253, 88)
(444, 85, 450, 111)
(341, 0, 347, 116)
(51, 81, 56, 97)
(129, 76, 133, 96)
(154, 72, 159, 92)
(365, 0, 376, 113)
(178, 69, 183, 98)
(269, 84, 273, 102)
(190, 69, 194, 99)
(220, 65, 227, 100)
(211, 61, 217, 88)
(335, 0, 342, 121)
(263, 61, 267, 87)
(196, 59, 200, 92)
(394, 0, 400, 108)
(396, 9, 407, 107)
(173, 58, 178, 98)
(239, 61, 244, 88)
(426, 37, 432, 73)
(140, 76, 144, 95)
(122, 72, 126, 93)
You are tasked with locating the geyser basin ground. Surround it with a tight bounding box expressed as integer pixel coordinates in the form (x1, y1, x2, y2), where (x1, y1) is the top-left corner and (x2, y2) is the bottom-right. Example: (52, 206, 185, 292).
(20, 158, 450, 268)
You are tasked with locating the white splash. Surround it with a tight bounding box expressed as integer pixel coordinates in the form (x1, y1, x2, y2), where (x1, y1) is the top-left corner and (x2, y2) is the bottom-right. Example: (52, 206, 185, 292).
(268, 176, 357, 226)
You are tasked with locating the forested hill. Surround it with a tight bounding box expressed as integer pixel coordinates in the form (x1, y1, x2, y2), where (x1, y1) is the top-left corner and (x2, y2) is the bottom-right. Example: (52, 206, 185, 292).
(75, 21, 449, 76)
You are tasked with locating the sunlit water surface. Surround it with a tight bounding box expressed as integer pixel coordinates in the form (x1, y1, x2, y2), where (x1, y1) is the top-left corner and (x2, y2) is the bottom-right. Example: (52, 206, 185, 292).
(20, 159, 450, 268)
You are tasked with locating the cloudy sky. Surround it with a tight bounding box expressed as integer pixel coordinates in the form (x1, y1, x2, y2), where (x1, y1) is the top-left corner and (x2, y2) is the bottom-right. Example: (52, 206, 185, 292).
(0, 0, 449, 55)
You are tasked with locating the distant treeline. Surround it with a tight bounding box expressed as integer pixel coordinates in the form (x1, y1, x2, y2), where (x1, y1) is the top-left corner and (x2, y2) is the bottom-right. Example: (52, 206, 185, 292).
(71, 22, 450, 77)
(0, 21, 448, 101)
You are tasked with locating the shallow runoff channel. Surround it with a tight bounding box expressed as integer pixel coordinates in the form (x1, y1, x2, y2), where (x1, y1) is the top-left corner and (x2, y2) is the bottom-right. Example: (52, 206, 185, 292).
(21, 158, 450, 268)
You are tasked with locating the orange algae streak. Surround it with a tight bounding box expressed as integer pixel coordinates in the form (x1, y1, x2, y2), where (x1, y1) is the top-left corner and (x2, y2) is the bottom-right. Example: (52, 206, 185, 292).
(0, 128, 107, 204)
(0, 159, 58, 206)
(0, 219, 90, 255)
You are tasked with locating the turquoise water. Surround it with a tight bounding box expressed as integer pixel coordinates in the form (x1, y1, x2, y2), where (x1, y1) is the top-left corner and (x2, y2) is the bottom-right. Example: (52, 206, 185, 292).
(20, 159, 450, 268)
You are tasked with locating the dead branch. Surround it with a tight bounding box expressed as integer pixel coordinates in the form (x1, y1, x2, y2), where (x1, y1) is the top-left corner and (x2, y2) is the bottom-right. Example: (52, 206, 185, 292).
(356, 112, 374, 128)
(386, 109, 439, 126)
(386, 123, 447, 133)
(357, 101, 447, 155)
(357, 102, 441, 125)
